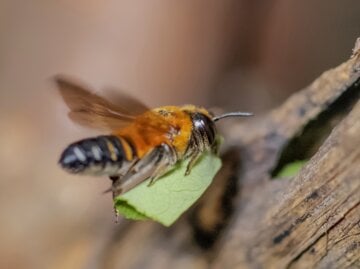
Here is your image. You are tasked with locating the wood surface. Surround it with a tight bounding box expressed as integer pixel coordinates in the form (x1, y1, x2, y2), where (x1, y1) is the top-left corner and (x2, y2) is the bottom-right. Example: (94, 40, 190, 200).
(90, 38, 360, 269)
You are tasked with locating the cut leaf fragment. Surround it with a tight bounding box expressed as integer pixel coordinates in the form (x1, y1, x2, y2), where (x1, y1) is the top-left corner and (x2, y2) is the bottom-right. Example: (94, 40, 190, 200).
(114, 152, 222, 226)
(115, 201, 149, 221)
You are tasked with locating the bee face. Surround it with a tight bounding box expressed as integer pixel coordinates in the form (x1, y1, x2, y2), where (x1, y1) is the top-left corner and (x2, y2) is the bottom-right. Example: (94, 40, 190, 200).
(190, 112, 216, 147)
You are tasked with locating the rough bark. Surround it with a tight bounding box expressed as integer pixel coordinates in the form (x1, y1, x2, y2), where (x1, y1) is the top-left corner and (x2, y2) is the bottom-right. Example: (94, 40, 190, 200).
(91, 38, 360, 269)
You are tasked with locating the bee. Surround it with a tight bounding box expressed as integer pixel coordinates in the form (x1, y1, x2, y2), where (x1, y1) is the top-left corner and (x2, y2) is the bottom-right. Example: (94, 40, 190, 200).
(56, 76, 252, 197)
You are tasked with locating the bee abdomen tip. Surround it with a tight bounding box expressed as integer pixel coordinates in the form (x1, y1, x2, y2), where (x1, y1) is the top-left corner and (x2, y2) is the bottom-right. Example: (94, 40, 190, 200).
(59, 135, 129, 176)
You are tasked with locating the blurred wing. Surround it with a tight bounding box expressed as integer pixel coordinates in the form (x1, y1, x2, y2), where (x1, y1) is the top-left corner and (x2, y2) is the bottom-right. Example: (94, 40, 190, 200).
(104, 87, 149, 116)
(55, 75, 147, 131)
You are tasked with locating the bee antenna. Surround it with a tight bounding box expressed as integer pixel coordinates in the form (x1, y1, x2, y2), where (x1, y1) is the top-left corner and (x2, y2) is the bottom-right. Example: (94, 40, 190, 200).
(212, 112, 253, 122)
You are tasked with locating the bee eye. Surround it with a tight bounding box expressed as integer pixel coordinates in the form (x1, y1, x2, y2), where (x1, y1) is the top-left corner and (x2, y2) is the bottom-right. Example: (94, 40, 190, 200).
(191, 113, 216, 145)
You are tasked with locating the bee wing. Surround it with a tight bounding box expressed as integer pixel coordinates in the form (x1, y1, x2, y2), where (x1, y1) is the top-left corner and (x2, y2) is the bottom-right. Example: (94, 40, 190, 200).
(55, 75, 149, 131)
(103, 87, 150, 116)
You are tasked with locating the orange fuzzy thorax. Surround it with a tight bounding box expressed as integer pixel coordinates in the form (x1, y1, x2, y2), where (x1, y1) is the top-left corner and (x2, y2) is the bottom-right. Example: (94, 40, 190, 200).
(114, 105, 211, 159)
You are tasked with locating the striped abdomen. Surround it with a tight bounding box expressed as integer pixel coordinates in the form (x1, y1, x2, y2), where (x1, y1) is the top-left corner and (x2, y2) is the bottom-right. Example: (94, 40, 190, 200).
(59, 135, 135, 176)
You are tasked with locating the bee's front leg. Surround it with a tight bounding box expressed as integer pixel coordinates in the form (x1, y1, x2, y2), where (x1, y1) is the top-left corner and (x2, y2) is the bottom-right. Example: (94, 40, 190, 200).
(185, 151, 201, 176)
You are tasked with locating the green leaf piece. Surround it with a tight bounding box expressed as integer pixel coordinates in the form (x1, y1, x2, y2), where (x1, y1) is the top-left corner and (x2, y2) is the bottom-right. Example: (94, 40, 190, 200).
(114, 153, 222, 226)
(115, 201, 149, 221)
(276, 160, 308, 178)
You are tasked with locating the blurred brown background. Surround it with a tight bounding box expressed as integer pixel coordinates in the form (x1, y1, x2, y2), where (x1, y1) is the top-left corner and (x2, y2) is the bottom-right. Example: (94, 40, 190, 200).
(0, 1, 359, 268)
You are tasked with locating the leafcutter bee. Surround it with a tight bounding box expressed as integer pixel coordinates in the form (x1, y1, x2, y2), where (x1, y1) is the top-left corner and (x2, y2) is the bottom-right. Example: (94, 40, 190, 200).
(56, 76, 252, 197)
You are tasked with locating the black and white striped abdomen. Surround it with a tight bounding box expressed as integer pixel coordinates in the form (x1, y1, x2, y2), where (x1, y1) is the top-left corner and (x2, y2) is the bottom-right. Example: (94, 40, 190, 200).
(59, 135, 134, 176)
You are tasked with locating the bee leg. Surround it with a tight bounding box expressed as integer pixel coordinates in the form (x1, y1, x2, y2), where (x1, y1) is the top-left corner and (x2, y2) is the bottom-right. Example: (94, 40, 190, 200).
(148, 143, 176, 186)
(211, 136, 221, 155)
(147, 162, 170, 186)
(185, 151, 201, 176)
(111, 143, 176, 194)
